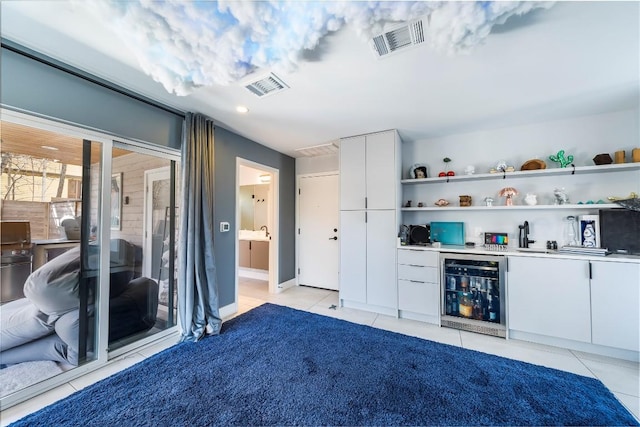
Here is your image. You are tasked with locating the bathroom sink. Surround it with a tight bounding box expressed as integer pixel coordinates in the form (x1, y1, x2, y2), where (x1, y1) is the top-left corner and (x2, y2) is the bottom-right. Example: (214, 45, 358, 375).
(239, 230, 268, 241)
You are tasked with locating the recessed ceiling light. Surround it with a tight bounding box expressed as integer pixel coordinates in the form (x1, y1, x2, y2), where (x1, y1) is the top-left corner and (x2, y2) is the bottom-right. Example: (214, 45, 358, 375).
(236, 106, 249, 113)
(41, 145, 59, 151)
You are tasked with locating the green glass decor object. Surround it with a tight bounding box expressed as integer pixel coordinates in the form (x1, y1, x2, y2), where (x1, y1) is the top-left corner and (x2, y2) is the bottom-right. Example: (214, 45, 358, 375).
(549, 150, 574, 168)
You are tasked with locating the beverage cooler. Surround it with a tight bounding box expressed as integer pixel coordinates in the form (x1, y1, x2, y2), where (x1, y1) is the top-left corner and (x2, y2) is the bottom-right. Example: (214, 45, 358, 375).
(441, 253, 506, 338)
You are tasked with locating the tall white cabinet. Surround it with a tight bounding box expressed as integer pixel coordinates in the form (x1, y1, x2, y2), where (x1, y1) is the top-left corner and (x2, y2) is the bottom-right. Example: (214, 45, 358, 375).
(339, 130, 400, 315)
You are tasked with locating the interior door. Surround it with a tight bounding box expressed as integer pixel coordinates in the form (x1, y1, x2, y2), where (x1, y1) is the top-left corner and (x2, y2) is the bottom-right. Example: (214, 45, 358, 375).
(298, 174, 339, 290)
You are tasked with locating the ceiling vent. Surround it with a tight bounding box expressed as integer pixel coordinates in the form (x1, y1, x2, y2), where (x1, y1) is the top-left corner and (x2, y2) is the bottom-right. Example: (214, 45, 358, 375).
(371, 18, 426, 58)
(245, 73, 289, 97)
(295, 142, 338, 157)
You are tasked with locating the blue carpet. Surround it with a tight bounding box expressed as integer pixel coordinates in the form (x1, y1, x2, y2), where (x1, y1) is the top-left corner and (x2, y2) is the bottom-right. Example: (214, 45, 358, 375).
(11, 303, 638, 426)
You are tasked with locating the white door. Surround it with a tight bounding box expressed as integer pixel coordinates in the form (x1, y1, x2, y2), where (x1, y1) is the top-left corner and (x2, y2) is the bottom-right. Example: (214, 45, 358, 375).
(143, 167, 171, 281)
(298, 174, 339, 290)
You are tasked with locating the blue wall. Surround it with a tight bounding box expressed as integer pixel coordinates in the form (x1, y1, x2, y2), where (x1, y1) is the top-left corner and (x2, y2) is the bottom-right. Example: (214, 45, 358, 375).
(1, 42, 183, 148)
(1, 41, 296, 309)
(214, 127, 296, 307)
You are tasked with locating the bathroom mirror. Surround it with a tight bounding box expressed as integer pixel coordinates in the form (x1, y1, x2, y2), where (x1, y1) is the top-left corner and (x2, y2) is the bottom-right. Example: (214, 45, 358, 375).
(239, 184, 269, 230)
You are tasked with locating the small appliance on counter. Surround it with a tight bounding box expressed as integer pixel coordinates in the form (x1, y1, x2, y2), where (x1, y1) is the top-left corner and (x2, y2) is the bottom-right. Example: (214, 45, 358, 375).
(408, 224, 430, 245)
(430, 222, 464, 245)
(599, 208, 640, 255)
(484, 232, 509, 251)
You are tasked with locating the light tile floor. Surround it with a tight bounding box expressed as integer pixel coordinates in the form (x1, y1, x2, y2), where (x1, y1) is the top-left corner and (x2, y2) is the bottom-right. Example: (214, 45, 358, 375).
(2, 279, 638, 425)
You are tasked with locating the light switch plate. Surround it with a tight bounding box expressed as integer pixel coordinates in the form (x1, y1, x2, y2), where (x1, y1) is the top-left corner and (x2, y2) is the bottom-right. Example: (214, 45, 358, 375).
(220, 222, 230, 232)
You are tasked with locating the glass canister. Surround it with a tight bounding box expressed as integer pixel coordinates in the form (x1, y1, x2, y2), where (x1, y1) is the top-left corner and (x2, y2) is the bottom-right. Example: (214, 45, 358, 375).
(563, 215, 578, 246)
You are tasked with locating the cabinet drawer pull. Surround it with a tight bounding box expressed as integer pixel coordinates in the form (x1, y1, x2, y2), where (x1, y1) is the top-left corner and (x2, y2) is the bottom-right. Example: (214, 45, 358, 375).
(409, 280, 425, 284)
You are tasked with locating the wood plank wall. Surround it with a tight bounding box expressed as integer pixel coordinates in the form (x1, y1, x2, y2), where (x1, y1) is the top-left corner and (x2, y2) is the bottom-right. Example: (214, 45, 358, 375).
(1, 200, 49, 239)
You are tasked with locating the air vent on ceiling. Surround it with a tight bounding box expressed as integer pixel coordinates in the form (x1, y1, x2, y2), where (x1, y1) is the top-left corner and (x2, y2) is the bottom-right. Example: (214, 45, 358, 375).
(295, 142, 338, 157)
(245, 73, 289, 97)
(371, 18, 426, 58)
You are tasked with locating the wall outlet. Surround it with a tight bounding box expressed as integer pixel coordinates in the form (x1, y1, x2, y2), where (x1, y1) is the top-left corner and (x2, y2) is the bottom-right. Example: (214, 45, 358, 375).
(220, 221, 230, 232)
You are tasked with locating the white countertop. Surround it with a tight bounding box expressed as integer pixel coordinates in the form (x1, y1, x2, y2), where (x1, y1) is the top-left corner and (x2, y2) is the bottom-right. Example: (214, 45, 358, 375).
(238, 230, 269, 241)
(398, 242, 640, 263)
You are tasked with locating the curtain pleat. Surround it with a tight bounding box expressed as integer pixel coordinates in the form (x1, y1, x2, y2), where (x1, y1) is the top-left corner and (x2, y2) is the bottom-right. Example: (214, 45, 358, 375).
(177, 112, 221, 342)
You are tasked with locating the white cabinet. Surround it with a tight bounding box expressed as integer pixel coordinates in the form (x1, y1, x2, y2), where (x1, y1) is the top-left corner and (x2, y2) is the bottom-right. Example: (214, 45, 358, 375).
(340, 130, 399, 211)
(239, 240, 269, 270)
(591, 261, 640, 352)
(507, 256, 591, 343)
(397, 249, 440, 323)
(339, 130, 400, 314)
(339, 210, 367, 303)
(508, 256, 640, 353)
(339, 210, 397, 310)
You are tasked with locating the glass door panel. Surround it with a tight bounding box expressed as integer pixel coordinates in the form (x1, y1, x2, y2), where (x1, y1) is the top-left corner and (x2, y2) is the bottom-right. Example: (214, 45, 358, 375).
(108, 146, 179, 351)
(0, 122, 100, 396)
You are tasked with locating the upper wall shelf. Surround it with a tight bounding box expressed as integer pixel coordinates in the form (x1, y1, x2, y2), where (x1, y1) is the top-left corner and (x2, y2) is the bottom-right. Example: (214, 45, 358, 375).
(400, 163, 640, 185)
(401, 203, 621, 212)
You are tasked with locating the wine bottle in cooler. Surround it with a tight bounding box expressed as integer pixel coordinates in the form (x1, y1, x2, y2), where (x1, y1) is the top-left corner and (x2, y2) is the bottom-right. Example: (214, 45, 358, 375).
(452, 293, 459, 315)
(488, 294, 498, 322)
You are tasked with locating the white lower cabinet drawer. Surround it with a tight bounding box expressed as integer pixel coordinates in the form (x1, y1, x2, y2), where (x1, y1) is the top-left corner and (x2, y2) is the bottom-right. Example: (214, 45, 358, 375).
(398, 280, 439, 316)
(397, 249, 439, 267)
(397, 264, 438, 283)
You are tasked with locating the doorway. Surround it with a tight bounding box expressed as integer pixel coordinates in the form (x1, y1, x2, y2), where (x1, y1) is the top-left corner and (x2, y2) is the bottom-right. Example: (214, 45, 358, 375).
(297, 173, 339, 290)
(235, 159, 280, 308)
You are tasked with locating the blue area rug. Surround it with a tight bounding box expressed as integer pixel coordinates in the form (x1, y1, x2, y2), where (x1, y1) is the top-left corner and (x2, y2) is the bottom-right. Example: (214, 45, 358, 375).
(11, 303, 638, 426)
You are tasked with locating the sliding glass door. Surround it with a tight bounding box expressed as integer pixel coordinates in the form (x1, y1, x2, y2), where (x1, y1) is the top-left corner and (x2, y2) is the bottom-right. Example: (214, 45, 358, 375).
(0, 111, 181, 404)
(107, 144, 180, 352)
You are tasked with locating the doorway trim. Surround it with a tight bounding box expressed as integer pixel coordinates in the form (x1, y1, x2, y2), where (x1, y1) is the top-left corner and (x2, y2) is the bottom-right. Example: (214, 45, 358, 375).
(235, 158, 281, 306)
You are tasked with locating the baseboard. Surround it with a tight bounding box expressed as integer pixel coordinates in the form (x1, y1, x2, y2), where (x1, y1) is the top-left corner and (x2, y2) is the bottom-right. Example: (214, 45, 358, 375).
(278, 278, 296, 291)
(238, 267, 268, 281)
(340, 299, 397, 317)
(219, 302, 238, 320)
(508, 330, 639, 362)
(399, 310, 440, 326)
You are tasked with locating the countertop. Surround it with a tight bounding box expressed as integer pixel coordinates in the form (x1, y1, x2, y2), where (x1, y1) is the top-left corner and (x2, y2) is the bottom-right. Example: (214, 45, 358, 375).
(32, 239, 81, 245)
(398, 242, 640, 263)
(238, 230, 269, 242)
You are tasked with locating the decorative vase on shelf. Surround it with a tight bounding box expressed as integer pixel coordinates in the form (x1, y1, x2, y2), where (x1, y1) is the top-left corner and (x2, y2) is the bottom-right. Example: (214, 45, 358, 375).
(524, 193, 538, 206)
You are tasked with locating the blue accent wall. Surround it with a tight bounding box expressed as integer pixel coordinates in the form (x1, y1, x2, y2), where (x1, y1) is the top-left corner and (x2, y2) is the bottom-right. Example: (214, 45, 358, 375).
(1, 42, 183, 148)
(214, 127, 296, 307)
(1, 41, 296, 309)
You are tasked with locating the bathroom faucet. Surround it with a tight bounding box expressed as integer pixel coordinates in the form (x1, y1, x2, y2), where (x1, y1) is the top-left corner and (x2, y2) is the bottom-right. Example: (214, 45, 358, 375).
(260, 225, 270, 238)
(518, 221, 535, 248)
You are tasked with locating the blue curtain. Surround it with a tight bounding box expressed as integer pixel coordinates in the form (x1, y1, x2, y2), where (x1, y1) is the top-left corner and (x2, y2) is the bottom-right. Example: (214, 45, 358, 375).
(177, 113, 222, 342)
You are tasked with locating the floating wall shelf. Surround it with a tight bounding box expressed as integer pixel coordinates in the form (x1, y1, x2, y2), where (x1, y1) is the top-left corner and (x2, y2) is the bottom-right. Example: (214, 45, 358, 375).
(400, 163, 640, 185)
(401, 204, 621, 212)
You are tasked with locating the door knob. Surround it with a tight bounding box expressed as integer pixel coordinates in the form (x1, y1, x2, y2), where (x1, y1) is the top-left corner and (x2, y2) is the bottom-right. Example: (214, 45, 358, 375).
(333, 228, 338, 232)
(329, 236, 338, 240)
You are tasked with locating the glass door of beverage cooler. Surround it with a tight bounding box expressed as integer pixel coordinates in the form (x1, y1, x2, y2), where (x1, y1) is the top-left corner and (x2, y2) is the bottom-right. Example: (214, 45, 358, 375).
(441, 254, 506, 337)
